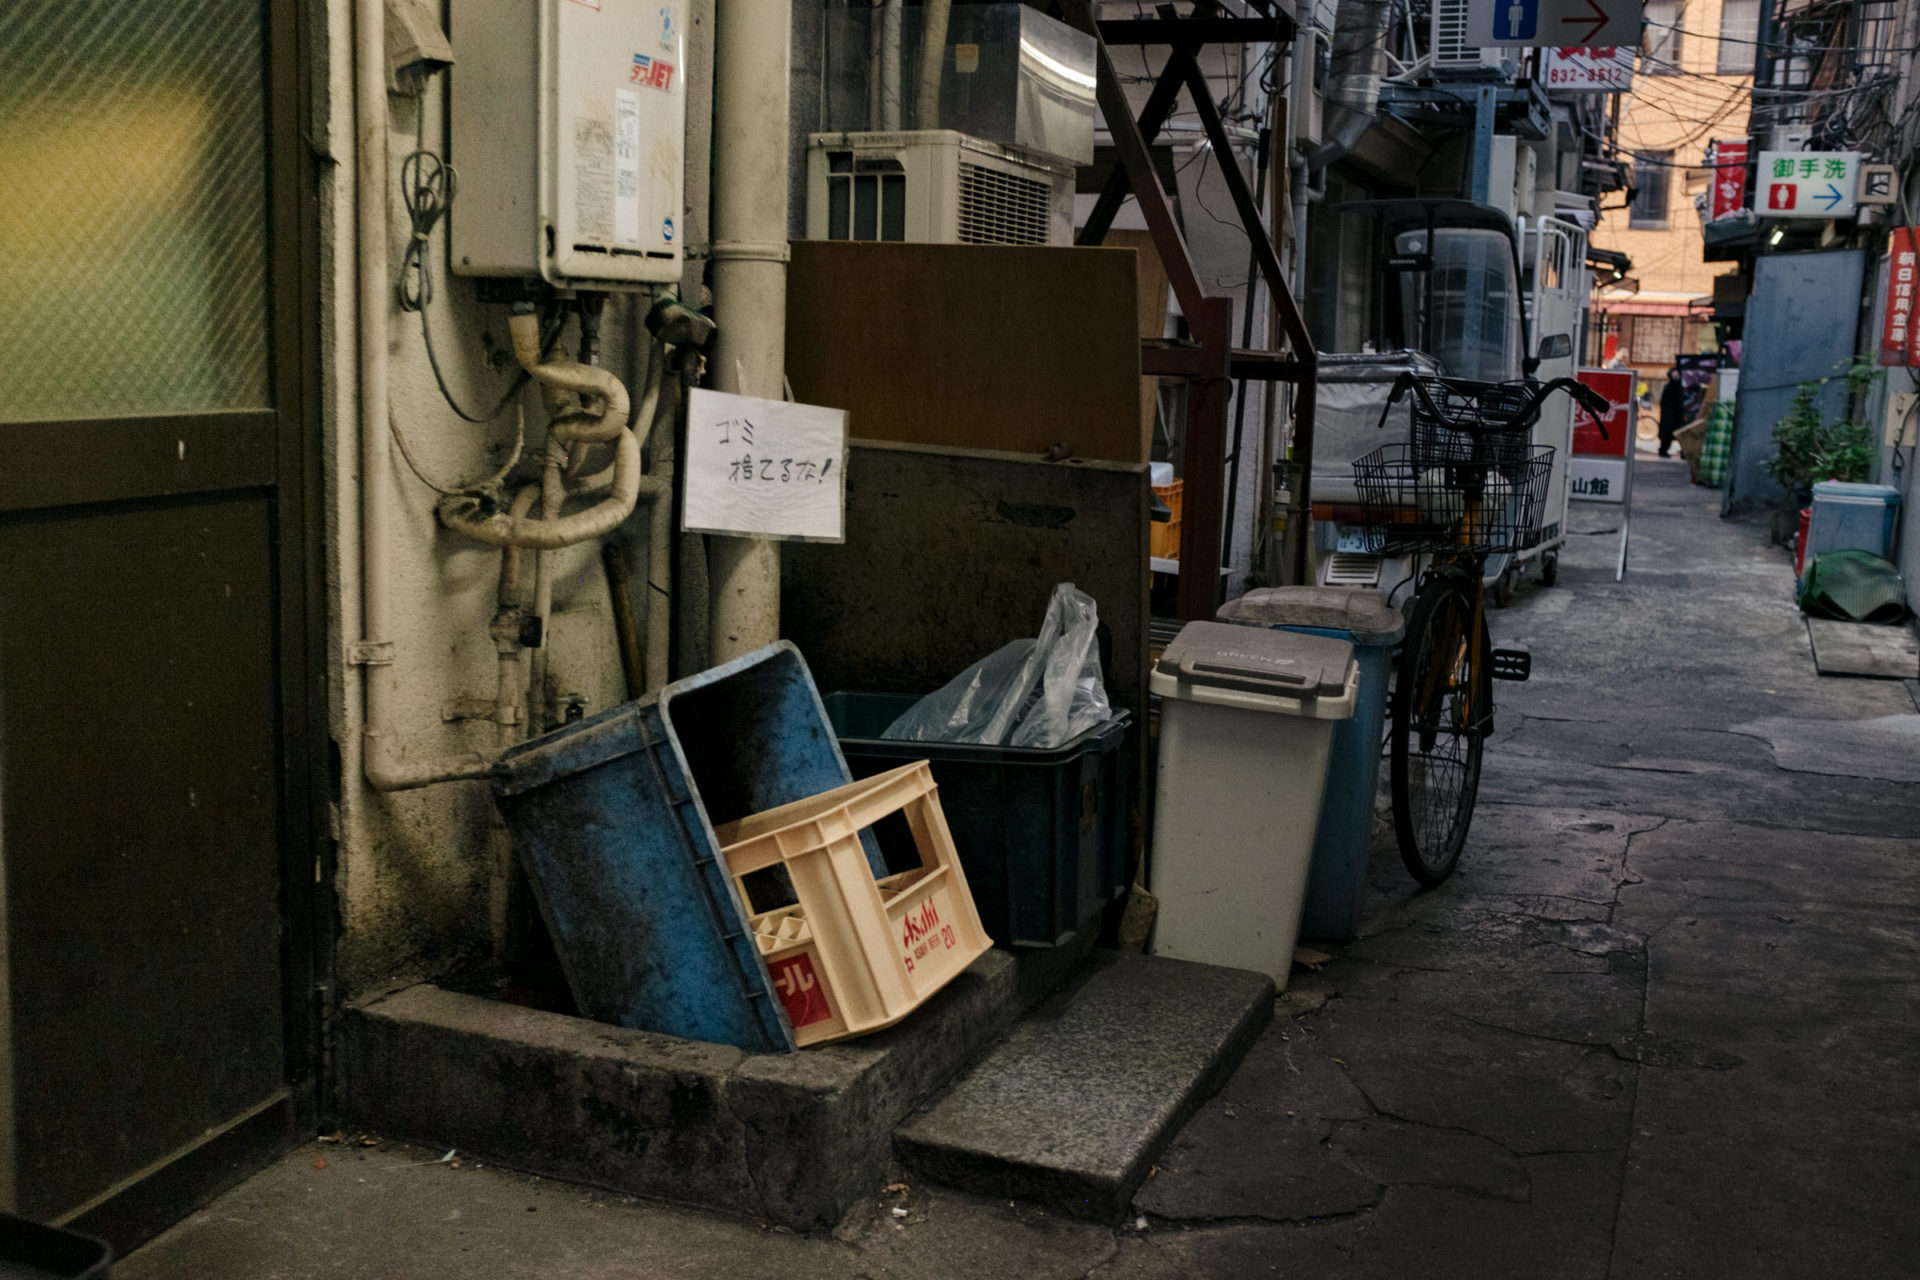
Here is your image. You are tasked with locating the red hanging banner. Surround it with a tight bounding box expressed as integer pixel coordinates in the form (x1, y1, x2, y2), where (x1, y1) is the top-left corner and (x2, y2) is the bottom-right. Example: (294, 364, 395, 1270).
(1882, 227, 1918, 367)
(1709, 139, 1749, 222)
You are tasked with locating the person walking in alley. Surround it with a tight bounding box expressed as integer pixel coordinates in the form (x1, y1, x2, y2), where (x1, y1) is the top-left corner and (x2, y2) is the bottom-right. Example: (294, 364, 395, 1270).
(1658, 367, 1686, 458)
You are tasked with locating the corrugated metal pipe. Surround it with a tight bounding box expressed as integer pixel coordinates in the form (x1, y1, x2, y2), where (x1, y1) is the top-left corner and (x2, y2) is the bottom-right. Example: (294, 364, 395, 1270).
(1310, 0, 1391, 170)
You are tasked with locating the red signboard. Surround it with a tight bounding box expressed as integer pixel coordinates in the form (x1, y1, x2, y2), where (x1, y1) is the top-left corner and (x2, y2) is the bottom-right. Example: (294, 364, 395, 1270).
(1573, 369, 1633, 457)
(1709, 139, 1748, 222)
(1882, 227, 1918, 367)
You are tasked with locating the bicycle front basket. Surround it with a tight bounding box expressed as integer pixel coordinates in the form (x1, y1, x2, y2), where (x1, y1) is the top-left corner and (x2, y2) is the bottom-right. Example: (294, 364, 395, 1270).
(1352, 443, 1555, 556)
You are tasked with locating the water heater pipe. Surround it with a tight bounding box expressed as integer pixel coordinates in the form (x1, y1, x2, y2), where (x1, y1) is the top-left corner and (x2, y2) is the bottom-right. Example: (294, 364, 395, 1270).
(355, 0, 495, 790)
(707, 0, 790, 660)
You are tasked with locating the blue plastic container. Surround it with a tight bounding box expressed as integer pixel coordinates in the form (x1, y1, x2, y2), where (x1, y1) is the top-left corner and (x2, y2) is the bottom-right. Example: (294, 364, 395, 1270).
(493, 642, 884, 1053)
(1805, 481, 1900, 573)
(1216, 588, 1404, 943)
(820, 692, 1129, 948)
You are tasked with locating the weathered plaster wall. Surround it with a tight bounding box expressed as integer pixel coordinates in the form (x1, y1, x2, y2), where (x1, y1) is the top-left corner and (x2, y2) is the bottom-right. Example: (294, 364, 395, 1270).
(316, 0, 711, 998)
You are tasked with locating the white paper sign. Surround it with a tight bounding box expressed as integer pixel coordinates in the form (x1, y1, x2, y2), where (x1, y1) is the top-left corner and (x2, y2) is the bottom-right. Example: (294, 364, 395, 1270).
(1569, 456, 1626, 504)
(682, 388, 847, 541)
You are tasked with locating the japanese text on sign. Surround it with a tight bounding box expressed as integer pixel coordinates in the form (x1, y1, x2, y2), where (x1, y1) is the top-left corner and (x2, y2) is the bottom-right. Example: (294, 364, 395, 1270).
(1882, 227, 1918, 368)
(1755, 150, 1860, 220)
(683, 388, 848, 541)
(1707, 139, 1748, 222)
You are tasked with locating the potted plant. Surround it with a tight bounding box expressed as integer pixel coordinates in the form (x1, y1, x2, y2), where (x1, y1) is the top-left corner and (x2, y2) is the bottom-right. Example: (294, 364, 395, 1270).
(1765, 384, 1876, 497)
(1764, 358, 1881, 551)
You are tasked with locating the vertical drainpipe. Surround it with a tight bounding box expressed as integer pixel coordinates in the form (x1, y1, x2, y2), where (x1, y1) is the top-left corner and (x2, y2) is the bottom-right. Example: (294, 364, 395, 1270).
(706, 0, 791, 661)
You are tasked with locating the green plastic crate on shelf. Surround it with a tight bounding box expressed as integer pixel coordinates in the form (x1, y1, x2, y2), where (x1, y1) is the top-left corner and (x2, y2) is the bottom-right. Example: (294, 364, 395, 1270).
(820, 692, 1129, 948)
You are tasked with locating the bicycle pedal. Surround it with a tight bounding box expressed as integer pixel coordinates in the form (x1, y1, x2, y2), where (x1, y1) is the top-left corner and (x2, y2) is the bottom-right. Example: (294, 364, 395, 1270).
(1491, 648, 1532, 681)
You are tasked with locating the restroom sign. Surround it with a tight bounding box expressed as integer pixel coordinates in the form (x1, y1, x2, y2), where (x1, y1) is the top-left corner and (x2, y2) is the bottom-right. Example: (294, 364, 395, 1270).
(1466, 0, 1642, 46)
(1756, 151, 1861, 220)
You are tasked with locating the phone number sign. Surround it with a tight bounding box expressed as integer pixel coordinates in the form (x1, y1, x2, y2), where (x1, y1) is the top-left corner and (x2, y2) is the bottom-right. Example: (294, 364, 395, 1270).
(1545, 46, 1634, 92)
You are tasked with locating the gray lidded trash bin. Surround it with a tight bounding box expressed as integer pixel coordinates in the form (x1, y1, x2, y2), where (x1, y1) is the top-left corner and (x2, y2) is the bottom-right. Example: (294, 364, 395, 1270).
(1217, 587, 1404, 942)
(1150, 622, 1359, 987)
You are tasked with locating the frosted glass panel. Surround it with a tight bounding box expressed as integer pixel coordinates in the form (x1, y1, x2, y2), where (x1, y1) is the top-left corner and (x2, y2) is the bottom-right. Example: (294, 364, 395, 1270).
(0, 1, 271, 422)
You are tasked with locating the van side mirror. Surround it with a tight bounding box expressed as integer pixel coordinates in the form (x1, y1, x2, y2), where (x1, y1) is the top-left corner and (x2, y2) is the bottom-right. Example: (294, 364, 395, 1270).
(1537, 333, 1573, 360)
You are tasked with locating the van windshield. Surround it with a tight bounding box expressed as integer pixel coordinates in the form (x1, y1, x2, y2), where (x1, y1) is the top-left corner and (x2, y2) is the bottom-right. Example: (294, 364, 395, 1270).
(1395, 227, 1524, 382)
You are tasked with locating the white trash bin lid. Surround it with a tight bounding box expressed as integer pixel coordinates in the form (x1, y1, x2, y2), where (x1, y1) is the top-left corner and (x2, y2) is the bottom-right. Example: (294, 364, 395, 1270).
(1152, 621, 1358, 719)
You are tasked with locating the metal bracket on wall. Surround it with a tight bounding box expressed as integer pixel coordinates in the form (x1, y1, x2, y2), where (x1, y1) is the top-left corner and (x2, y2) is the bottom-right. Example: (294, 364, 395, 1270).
(347, 640, 395, 666)
(1060, 0, 1317, 614)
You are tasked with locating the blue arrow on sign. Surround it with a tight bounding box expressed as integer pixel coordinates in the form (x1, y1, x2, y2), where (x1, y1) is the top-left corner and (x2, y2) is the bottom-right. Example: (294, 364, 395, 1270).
(1816, 182, 1844, 210)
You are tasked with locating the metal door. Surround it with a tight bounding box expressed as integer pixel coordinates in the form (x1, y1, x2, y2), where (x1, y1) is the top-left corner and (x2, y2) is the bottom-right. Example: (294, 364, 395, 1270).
(0, 0, 322, 1251)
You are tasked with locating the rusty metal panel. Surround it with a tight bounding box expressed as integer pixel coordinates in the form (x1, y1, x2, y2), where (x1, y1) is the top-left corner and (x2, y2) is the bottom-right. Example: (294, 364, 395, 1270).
(0, 496, 286, 1220)
(785, 242, 1146, 464)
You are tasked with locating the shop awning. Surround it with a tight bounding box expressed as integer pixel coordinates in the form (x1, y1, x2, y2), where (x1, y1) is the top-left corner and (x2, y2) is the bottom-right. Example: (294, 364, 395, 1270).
(1593, 299, 1696, 316)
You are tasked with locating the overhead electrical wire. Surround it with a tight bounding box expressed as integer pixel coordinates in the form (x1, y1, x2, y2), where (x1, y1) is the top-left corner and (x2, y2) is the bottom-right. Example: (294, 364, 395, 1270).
(1639, 17, 1918, 57)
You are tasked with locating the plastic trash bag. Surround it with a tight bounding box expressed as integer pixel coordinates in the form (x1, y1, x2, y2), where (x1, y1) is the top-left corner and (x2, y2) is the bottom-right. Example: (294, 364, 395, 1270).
(881, 583, 1113, 748)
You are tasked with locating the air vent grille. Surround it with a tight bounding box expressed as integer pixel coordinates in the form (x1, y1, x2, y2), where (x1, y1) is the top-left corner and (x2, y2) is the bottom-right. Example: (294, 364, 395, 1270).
(1324, 553, 1383, 587)
(1430, 0, 1475, 68)
(956, 162, 1052, 245)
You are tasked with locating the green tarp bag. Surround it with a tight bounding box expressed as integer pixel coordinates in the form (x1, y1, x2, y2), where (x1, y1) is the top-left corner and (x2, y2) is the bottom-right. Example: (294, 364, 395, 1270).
(1797, 549, 1912, 624)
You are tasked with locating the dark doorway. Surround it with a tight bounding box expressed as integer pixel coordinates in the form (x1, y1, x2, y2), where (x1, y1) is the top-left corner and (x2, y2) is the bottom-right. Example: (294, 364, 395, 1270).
(0, 0, 322, 1251)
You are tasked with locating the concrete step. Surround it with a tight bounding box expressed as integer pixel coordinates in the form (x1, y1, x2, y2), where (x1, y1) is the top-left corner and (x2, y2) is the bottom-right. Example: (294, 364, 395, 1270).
(892, 950, 1274, 1222)
(339, 924, 1098, 1233)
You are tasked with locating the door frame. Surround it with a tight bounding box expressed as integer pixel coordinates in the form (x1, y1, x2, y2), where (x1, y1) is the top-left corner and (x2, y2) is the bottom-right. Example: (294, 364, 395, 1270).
(0, 0, 329, 1250)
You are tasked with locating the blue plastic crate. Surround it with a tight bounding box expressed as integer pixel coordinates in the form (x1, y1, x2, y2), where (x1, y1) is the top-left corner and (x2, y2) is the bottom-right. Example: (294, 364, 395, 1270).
(493, 642, 883, 1053)
(820, 693, 1129, 948)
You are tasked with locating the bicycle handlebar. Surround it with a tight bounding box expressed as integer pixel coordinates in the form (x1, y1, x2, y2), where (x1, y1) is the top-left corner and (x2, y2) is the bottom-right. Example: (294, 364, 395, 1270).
(1382, 373, 1613, 439)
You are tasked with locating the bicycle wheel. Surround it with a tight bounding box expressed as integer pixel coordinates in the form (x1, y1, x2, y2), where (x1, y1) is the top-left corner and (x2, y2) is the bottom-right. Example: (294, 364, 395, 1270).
(1391, 571, 1491, 886)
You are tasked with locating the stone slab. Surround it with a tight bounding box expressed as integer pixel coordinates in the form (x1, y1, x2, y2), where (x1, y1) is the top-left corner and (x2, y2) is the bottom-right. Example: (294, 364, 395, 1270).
(339, 925, 1095, 1232)
(1731, 712, 1920, 783)
(892, 952, 1273, 1222)
(1807, 617, 1920, 679)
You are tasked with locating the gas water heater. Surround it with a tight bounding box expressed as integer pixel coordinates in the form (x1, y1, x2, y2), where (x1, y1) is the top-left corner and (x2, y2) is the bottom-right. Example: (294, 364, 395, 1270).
(450, 0, 687, 289)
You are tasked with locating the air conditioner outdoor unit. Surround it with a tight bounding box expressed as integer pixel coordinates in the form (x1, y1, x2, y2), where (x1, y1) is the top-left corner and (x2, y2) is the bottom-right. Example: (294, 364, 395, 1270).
(805, 130, 1075, 246)
(1429, 0, 1520, 80)
(1765, 125, 1812, 152)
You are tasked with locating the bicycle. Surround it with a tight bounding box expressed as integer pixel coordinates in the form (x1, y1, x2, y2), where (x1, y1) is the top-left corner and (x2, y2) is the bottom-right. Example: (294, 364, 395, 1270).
(1351, 373, 1612, 887)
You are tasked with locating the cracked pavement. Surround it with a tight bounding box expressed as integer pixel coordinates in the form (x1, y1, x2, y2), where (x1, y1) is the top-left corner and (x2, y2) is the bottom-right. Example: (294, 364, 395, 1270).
(122, 461, 1918, 1277)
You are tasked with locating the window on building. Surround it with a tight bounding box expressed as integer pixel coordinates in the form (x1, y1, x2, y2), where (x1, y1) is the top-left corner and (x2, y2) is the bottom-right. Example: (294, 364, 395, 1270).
(1627, 315, 1686, 366)
(1717, 0, 1760, 75)
(1629, 151, 1673, 229)
(1644, 0, 1683, 75)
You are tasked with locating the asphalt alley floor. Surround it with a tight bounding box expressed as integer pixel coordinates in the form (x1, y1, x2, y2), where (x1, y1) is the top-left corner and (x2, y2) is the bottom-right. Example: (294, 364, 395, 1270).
(124, 457, 1920, 1279)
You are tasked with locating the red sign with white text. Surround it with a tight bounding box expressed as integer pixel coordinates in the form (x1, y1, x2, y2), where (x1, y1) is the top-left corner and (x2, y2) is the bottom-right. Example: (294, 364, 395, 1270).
(770, 953, 832, 1029)
(1709, 139, 1748, 222)
(1573, 369, 1633, 457)
(1881, 227, 1918, 367)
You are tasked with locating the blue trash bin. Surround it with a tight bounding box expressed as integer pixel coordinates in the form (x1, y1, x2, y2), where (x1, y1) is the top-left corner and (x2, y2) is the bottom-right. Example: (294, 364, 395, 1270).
(1216, 587, 1404, 942)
